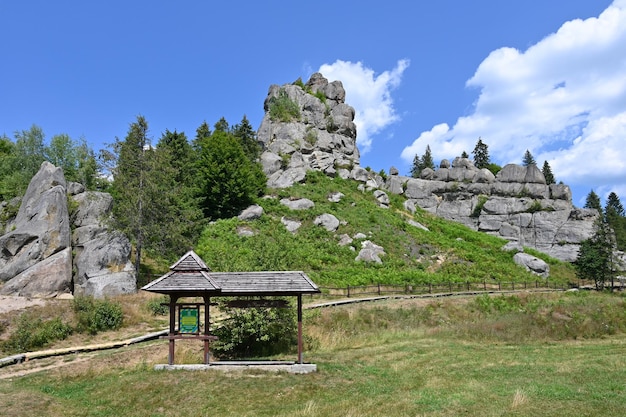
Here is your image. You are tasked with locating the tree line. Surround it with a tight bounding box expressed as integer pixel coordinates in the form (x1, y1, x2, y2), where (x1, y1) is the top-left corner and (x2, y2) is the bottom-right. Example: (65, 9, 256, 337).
(577, 189, 626, 290)
(410, 138, 556, 184)
(1, 116, 266, 276)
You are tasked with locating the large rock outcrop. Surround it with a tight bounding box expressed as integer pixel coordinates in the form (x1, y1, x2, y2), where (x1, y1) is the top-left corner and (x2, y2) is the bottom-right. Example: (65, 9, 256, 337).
(70, 188, 135, 298)
(0, 162, 72, 296)
(383, 158, 598, 262)
(257, 73, 360, 188)
(254, 74, 596, 262)
(0, 162, 136, 298)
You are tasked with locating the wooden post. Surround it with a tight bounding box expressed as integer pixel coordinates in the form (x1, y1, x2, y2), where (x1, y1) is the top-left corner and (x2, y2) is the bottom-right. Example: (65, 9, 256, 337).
(297, 294, 303, 364)
(203, 295, 211, 365)
(168, 296, 179, 365)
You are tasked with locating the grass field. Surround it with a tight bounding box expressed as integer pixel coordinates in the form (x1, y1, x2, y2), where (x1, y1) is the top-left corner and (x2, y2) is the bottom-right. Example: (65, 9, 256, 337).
(1, 291, 625, 416)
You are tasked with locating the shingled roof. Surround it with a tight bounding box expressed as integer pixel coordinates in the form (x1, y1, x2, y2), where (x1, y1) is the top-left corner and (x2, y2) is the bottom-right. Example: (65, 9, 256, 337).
(141, 250, 320, 296)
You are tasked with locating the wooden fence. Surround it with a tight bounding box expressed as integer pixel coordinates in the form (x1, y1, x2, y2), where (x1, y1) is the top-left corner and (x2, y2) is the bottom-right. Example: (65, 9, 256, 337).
(312, 279, 600, 299)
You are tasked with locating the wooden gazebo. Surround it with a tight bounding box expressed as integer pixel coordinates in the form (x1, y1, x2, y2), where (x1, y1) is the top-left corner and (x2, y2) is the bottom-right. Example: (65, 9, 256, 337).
(141, 250, 320, 369)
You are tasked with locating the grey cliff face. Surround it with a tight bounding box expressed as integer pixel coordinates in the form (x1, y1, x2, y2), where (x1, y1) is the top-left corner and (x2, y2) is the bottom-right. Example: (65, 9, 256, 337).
(0, 162, 136, 298)
(382, 159, 598, 262)
(257, 73, 360, 188)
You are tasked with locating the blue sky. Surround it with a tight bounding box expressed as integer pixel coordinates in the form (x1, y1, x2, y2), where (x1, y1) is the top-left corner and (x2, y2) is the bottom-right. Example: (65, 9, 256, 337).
(1, 0, 623, 206)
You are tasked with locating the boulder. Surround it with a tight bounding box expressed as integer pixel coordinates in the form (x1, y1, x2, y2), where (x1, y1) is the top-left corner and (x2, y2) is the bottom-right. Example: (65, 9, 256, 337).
(355, 241, 386, 264)
(280, 198, 315, 210)
(281, 217, 302, 233)
(73, 231, 135, 297)
(0, 248, 72, 297)
(238, 204, 264, 221)
(513, 252, 550, 278)
(373, 190, 390, 208)
(314, 213, 340, 232)
(0, 162, 72, 293)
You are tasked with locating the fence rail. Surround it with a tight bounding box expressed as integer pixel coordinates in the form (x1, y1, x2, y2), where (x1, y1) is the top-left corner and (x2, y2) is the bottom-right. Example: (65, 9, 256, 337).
(313, 279, 602, 299)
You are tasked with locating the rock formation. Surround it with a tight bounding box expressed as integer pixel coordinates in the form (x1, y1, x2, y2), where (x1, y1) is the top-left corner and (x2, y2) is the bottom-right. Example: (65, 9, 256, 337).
(0, 162, 136, 298)
(383, 158, 597, 262)
(257, 73, 360, 188)
(254, 75, 597, 263)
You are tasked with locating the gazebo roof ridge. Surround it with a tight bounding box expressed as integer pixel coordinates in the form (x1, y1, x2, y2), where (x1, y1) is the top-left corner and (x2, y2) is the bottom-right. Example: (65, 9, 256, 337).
(170, 250, 211, 272)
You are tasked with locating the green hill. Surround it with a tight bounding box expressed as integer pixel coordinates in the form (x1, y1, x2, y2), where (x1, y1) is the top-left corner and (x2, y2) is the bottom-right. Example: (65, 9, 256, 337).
(192, 171, 575, 288)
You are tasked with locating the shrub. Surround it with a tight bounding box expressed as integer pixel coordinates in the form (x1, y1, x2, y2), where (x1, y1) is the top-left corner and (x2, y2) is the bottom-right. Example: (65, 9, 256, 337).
(268, 89, 301, 122)
(527, 200, 543, 213)
(73, 297, 124, 335)
(471, 195, 488, 218)
(1, 313, 73, 353)
(145, 296, 169, 316)
(212, 298, 297, 359)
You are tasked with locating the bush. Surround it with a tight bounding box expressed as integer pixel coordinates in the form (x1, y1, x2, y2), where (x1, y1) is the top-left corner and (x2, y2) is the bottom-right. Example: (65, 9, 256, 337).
(212, 298, 297, 359)
(73, 297, 124, 335)
(145, 296, 169, 316)
(1, 313, 73, 353)
(268, 89, 301, 122)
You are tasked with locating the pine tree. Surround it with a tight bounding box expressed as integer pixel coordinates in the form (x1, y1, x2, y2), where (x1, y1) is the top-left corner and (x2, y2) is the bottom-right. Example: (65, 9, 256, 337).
(410, 153, 421, 178)
(213, 117, 229, 132)
(575, 216, 617, 290)
(605, 192, 626, 251)
(523, 149, 536, 166)
(542, 160, 555, 185)
(421, 145, 435, 171)
(232, 115, 261, 163)
(584, 190, 602, 212)
(472, 138, 490, 169)
(111, 116, 167, 276)
(461, 151, 469, 159)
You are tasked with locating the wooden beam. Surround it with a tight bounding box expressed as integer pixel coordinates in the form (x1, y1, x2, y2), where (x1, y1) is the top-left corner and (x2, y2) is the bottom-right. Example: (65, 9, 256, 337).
(297, 294, 303, 364)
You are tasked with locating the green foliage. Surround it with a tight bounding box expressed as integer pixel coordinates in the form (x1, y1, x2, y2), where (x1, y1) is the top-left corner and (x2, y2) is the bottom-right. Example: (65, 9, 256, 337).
(196, 173, 571, 287)
(73, 297, 123, 335)
(196, 130, 266, 221)
(575, 216, 617, 289)
(584, 190, 602, 212)
(268, 88, 301, 122)
(145, 296, 169, 316)
(410, 145, 434, 178)
(1, 313, 73, 353)
(605, 192, 626, 251)
(212, 298, 296, 359)
(486, 162, 501, 175)
(231, 115, 261, 163)
(523, 149, 536, 166)
(471, 195, 488, 218)
(527, 200, 544, 213)
(472, 137, 490, 169)
(542, 160, 555, 184)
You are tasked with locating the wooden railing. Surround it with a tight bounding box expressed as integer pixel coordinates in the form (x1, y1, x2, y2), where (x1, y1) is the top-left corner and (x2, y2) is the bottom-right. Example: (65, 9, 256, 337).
(311, 279, 602, 299)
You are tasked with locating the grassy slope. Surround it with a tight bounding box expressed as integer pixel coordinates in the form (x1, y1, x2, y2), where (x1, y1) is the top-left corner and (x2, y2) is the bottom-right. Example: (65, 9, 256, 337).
(1, 291, 625, 416)
(195, 171, 576, 287)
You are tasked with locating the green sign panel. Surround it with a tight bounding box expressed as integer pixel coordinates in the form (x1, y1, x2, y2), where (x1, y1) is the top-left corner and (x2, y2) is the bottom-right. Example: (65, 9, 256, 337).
(179, 307, 199, 334)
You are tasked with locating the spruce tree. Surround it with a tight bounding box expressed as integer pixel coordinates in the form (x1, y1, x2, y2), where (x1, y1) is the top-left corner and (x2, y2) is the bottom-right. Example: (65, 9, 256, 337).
(110, 116, 151, 275)
(410, 153, 421, 178)
(576, 215, 617, 290)
(523, 149, 536, 166)
(542, 160, 555, 185)
(472, 138, 490, 169)
(584, 190, 602, 212)
(232, 115, 261, 163)
(421, 145, 435, 171)
(605, 192, 626, 251)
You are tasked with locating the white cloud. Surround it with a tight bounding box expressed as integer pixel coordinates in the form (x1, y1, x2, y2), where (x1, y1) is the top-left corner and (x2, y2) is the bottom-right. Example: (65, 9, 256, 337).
(401, 0, 626, 199)
(319, 59, 409, 153)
